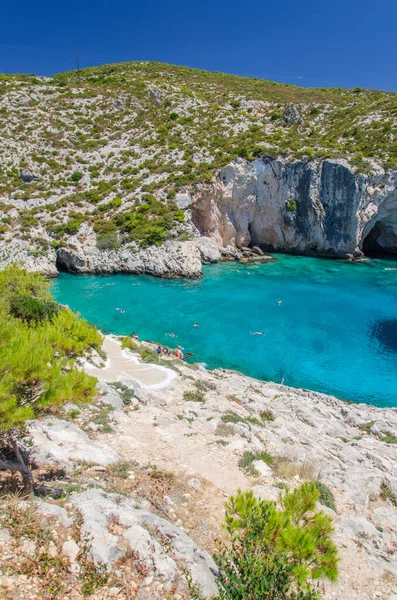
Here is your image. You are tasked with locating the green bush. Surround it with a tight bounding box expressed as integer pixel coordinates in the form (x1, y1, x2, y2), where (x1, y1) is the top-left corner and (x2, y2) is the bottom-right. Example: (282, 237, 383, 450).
(96, 233, 120, 250)
(183, 390, 205, 402)
(10, 294, 59, 323)
(287, 198, 297, 212)
(139, 348, 159, 363)
(238, 450, 275, 476)
(121, 336, 138, 350)
(215, 483, 339, 599)
(0, 267, 101, 491)
(314, 481, 337, 512)
(69, 170, 83, 182)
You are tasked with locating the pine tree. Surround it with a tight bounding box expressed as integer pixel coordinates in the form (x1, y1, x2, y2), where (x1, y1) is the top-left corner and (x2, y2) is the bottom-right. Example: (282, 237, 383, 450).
(216, 482, 339, 599)
(0, 267, 101, 492)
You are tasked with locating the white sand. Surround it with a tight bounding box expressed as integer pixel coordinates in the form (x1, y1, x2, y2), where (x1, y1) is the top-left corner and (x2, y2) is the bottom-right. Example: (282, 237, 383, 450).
(84, 336, 177, 389)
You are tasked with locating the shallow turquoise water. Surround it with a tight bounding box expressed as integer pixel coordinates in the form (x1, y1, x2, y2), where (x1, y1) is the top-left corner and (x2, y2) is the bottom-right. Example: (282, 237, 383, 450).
(52, 255, 397, 407)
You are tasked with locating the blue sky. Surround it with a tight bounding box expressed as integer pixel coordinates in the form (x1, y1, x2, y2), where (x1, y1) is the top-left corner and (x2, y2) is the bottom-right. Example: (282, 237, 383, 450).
(1, 0, 397, 91)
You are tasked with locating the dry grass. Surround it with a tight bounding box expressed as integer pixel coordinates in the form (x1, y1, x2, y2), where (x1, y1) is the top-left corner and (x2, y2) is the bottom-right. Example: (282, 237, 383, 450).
(215, 423, 236, 437)
(274, 458, 316, 481)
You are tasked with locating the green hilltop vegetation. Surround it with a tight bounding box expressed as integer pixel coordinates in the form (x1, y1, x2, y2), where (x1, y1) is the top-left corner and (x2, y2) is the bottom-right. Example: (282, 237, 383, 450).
(1, 60, 397, 249)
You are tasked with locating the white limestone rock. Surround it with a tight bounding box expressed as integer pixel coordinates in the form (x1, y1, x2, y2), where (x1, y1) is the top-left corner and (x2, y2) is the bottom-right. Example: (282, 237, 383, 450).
(192, 157, 397, 258)
(29, 418, 121, 468)
(70, 488, 219, 598)
(56, 240, 202, 278)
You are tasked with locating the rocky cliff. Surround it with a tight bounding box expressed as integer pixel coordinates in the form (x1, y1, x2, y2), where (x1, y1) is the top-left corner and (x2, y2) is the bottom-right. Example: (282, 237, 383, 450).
(191, 157, 397, 258)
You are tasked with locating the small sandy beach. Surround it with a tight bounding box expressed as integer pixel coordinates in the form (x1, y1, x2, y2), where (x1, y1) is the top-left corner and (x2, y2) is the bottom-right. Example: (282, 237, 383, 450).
(84, 336, 177, 389)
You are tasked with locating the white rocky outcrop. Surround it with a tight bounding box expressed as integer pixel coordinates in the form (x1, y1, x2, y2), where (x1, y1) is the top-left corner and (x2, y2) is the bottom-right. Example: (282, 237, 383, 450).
(56, 239, 203, 278)
(70, 488, 219, 598)
(191, 157, 397, 258)
(0, 240, 58, 276)
(29, 418, 121, 467)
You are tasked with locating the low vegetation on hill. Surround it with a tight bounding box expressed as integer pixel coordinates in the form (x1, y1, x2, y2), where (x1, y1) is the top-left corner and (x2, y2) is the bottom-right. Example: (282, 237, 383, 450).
(1, 61, 397, 251)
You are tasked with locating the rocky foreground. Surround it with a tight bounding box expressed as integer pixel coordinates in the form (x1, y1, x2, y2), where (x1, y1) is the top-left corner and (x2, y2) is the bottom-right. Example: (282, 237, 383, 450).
(0, 337, 396, 599)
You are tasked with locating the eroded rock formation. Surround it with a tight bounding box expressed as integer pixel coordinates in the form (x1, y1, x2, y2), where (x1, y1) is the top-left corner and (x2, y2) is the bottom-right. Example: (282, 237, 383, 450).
(191, 158, 397, 258)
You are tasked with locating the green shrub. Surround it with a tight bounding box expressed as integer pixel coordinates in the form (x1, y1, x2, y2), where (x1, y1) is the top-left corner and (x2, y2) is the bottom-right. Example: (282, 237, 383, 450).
(380, 483, 397, 507)
(96, 233, 120, 250)
(69, 171, 83, 182)
(259, 409, 275, 422)
(183, 390, 205, 402)
(314, 481, 337, 512)
(215, 484, 339, 599)
(10, 294, 59, 323)
(110, 382, 134, 406)
(0, 267, 101, 491)
(139, 348, 159, 363)
(121, 336, 138, 351)
(287, 198, 297, 212)
(238, 450, 275, 476)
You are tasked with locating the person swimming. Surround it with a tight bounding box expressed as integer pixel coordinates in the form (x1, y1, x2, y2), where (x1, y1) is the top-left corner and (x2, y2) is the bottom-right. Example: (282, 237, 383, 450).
(250, 331, 265, 335)
(193, 322, 199, 327)
(165, 332, 176, 338)
(277, 300, 282, 305)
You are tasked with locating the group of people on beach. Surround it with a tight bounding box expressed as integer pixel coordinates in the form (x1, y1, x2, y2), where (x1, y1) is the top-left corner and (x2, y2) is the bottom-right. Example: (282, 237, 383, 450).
(156, 344, 184, 359)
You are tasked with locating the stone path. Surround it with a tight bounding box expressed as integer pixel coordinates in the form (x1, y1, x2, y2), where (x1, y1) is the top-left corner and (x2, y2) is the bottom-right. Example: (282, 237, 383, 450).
(84, 336, 176, 389)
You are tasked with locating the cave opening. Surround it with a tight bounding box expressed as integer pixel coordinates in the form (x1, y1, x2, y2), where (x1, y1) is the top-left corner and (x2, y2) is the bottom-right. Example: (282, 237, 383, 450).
(361, 219, 397, 259)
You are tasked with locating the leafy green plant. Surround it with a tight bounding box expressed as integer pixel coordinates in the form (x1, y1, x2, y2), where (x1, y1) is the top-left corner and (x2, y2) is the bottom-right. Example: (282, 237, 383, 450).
(259, 409, 276, 422)
(287, 198, 297, 212)
(215, 483, 339, 599)
(96, 233, 120, 250)
(314, 481, 337, 512)
(0, 267, 101, 492)
(69, 170, 83, 182)
(10, 294, 59, 323)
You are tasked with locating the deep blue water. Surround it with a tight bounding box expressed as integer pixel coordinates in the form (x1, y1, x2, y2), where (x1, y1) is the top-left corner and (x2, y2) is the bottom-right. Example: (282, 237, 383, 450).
(52, 255, 397, 407)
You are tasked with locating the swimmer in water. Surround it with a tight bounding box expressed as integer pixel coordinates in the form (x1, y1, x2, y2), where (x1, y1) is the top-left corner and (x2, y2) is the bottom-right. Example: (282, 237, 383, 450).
(277, 300, 282, 305)
(193, 322, 199, 328)
(166, 333, 176, 338)
(250, 331, 265, 335)
(120, 309, 125, 313)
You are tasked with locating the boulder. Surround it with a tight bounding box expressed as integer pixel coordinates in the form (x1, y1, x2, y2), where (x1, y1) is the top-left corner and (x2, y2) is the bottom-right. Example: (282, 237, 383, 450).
(175, 192, 193, 209)
(19, 170, 39, 183)
(29, 418, 121, 468)
(37, 501, 74, 526)
(283, 104, 304, 125)
(195, 237, 221, 263)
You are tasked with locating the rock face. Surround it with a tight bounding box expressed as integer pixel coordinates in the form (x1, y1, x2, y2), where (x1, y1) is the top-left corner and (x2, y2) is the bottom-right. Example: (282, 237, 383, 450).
(0, 240, 58, 276)
(56, 240, 203, 278)
(191, 157, 397, 257)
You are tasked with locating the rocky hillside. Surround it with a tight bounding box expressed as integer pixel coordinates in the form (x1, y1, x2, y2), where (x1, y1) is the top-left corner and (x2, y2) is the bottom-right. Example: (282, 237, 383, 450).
(1, 335, 396, 599)
(1, 61, 397, 275)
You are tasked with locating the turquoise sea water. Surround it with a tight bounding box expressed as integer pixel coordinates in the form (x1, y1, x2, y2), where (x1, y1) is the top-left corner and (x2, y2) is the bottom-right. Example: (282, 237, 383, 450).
(52, 255, 397, 408)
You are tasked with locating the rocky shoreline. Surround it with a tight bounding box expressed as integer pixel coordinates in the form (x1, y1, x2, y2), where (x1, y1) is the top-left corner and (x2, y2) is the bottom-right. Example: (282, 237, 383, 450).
(0, 233, 273, 278)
